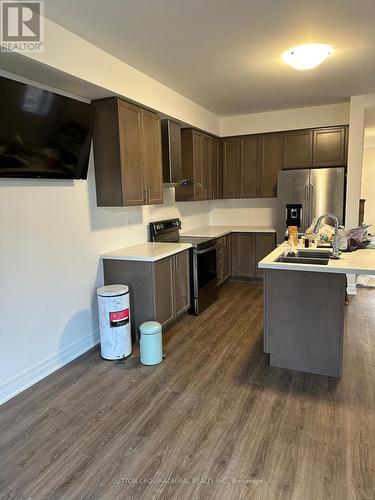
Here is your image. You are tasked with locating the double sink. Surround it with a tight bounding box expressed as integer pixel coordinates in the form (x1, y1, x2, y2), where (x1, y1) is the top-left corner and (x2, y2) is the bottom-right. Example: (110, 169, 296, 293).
(276, 248, 332, 265)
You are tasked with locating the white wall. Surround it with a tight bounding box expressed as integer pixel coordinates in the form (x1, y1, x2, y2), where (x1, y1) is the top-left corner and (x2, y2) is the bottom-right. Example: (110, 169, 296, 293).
(361, 148, 375, 228)
(209, 199, 277, 227)
(220, 102, 350, 136)
(0, 150, 209, 404)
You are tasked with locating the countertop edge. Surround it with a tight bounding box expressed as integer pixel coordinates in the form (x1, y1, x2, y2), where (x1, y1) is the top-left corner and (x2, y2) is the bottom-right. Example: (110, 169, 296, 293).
(182, 226, 277, 238)
(101, 243, 192, 262)
(258, 242, 375, 275)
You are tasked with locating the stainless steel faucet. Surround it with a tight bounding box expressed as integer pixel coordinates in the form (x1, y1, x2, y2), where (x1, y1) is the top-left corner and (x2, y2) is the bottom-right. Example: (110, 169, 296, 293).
(310, 213, 341, 259)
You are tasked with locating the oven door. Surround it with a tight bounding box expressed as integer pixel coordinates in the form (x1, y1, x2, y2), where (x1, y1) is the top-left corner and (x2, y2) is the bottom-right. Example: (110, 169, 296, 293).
(196, 245, 218, 293)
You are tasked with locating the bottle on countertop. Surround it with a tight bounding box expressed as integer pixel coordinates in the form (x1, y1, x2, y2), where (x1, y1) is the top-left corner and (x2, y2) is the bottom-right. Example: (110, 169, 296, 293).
(287, 226, 298, 247)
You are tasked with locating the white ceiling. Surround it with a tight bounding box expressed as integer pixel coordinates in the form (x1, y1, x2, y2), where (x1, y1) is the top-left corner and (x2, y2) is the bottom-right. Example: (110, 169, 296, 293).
(45, 0, 375, 116)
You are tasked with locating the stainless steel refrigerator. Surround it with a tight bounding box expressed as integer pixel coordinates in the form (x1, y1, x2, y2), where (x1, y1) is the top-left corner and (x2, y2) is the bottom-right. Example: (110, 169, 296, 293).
(277, 167, 346, 243)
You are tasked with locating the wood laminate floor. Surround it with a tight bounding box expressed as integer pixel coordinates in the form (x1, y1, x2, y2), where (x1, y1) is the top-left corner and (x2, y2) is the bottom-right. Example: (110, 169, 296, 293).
(1, 282, 374, 500)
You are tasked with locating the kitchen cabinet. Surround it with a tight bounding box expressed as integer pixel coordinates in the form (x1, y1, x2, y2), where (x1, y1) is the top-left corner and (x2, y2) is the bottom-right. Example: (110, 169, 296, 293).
(176, 128, 221, 201)
(153, 257, 175, 326)
(103, 250, 190, 336)
(240, 135, 259, 198)
(142, 109, 164, 203)
(210, 136, 222, 199)
(283, 126, 348, 170)
(174, 250, 191, 315)
(313, 127, 347, 167)
(202, 134, 212, 199)
(260, 133, 283, 197)
(223, 133, 282, 199)
(231, 232, 276, 279)
(283, 129, 313, 169)
(176, 129, 203, 201)
(92, 97, 163, 207)
(222, 137, 240, 199)
(255, 233, 276, 277)
(231, 232, 255, 278)
(216, 234, 231, 285)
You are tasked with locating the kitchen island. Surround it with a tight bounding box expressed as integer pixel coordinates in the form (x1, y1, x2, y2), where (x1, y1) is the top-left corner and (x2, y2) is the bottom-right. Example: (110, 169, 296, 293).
(259, 243, 375, 377)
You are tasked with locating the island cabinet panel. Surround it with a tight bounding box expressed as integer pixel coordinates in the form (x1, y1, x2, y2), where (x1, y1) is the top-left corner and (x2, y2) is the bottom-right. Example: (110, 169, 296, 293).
(93, 97, 163, 206)
(263, 269, 346, 377)
(313, 126, 347, 167)
(103, 250, 190, 337)
(260, 133, 283, 198)
(282, 129, 313, 169)
(255, 233, 276, 277)
(231, 233, 255, 278)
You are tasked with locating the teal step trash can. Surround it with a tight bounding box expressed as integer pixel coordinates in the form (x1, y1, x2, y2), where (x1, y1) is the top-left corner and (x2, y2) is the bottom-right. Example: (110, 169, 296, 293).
(139, 321, 162, 365)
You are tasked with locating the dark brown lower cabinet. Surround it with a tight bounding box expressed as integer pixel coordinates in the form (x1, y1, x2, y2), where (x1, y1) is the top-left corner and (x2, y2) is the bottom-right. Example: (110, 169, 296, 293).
(231, 232, 276, 279)
(153, 257, 175, 326)
(255, 233, 277, 277)
(103, 250, 190, 337)
(216, 234, 231, 285)
(174, 250, 191, 316)
(231, 233, 255, 278)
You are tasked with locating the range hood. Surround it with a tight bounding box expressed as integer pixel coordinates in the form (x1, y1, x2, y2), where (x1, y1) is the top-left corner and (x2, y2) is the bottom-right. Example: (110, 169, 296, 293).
(161, 119, 201, 187)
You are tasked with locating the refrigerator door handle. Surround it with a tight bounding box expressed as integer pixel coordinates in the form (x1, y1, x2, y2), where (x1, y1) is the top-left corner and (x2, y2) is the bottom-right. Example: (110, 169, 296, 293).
(304, 184, 309, 231)
(309, 183, 314, 227)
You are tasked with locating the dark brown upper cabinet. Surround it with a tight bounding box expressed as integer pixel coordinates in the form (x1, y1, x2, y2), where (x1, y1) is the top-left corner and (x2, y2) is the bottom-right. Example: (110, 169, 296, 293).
(260, 133, 283, 198)
(240, 135, 259, 198)
(223, 132, 283, 199)
(176, 128, 221, 202)
(92, 97, 163, 207)
(283, 125, 348, 170)
(142, 109, 163, 204)
(210, 137, 222, 199)
(313, 127, 347, 167)
(175, 128, 203, 201)
(222, 136, 240, 199)
(282, 129, 313, 169)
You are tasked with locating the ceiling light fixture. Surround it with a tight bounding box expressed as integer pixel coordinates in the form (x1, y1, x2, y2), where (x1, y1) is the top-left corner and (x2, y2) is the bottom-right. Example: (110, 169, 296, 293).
(282, 44, 333, 70)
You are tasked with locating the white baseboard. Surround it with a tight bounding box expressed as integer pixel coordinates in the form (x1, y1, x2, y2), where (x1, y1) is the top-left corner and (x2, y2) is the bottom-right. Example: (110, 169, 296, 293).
(0, 330, 100, 406)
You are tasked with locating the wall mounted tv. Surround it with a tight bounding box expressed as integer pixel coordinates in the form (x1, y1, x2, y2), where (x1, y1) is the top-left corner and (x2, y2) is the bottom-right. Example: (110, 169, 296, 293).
(0, 76, 95, 179)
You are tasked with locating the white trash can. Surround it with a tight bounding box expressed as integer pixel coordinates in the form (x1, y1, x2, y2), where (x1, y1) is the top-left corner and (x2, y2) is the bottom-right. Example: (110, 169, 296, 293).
(97, 284, 132, 360)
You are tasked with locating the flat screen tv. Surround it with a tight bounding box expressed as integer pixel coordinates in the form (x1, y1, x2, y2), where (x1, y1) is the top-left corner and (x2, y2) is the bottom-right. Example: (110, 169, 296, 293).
(0, 76, 95, 179)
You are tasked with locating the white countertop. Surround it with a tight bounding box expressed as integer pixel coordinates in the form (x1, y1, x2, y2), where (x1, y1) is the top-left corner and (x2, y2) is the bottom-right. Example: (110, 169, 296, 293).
(182, 225, 276, 238)
(259, 242, 375, 275)
(101, 242, 192, 262)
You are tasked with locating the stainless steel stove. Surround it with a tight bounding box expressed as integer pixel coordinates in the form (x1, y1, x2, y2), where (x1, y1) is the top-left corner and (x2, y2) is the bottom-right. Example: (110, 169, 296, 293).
(150, 218, 218, 315)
